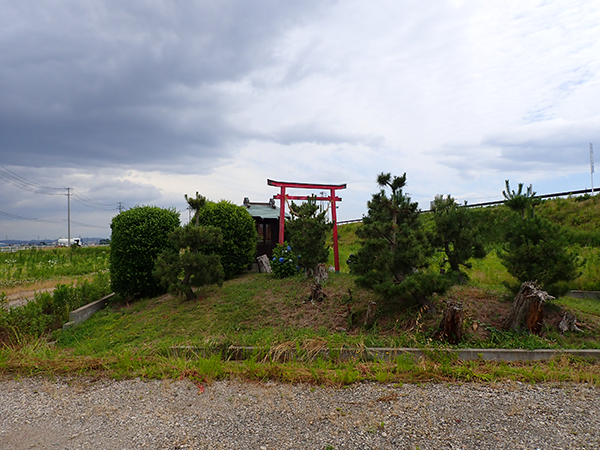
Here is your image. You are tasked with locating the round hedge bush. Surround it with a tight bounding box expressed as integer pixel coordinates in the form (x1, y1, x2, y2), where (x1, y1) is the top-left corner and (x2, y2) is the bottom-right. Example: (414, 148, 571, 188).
(110, 206, 180, 299)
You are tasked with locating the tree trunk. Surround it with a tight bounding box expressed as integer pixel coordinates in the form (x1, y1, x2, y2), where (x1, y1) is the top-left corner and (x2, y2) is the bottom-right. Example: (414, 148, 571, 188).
(309, 281, 326, 303)
(502, 281, 554, 334)
(182, 286, 197, 301)
(181, 268, 197, 301)
(314, 263, 328, 284)
(436, 301, 464, 344)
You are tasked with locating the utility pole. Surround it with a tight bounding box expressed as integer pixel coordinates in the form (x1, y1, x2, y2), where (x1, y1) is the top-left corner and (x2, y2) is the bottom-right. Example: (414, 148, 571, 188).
(66, 187, 71, 245)
(590, 143, 595, 195)
(117, 202, 125, 213)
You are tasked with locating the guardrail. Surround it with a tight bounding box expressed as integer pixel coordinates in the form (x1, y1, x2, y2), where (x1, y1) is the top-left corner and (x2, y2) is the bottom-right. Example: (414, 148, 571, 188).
(422, 188, 597, 212)
(338, 188, 597, 223)
(337, 219, 363, 225)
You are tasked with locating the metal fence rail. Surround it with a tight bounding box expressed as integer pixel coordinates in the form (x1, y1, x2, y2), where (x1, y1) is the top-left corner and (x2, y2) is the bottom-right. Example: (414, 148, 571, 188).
(338, 188, 597, 224)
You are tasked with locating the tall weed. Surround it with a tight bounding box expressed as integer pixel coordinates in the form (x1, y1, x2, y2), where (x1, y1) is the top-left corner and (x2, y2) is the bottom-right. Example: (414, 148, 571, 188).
(0, 247, 109, 287)
(0, 272, 111, 345)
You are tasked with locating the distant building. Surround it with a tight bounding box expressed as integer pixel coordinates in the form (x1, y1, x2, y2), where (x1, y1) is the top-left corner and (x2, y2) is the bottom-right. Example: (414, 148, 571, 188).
(243, 197, 289, 258)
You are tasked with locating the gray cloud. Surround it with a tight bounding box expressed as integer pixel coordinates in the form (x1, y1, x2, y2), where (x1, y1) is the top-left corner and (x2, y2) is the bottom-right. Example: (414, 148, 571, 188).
(435, 117, 600, 179)
(0, 0, 332, 170)
(2, 0, 600, 239)
(267, 122, 386, 148)
(487, 121, 600, 167)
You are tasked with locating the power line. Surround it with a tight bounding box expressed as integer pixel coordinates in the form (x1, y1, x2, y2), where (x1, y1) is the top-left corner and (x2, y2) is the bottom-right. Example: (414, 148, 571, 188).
(0, 165, 64, 195)
(70, 220, 109, 229)
(0, 210, 64, 223)
(71, 188, 117, 211)
(0, 164, 120, 215)
(0, 210, 108, 228)
(0, 165, 120, 210)
(0, 166, 116, 235)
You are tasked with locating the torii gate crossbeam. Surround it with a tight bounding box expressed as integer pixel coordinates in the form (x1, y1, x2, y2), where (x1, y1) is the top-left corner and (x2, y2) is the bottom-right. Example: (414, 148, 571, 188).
(267, 179, 347, 272)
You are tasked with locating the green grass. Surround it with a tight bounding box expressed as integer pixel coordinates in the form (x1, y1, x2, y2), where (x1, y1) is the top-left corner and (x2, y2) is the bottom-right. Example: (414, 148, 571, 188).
(0, 246, 109, 288)
(537, 194, 600, 232)
(466, 247, 515, 290)
(463, 244, 600, 292)
(52, 273, 376, 354)
(569, 246, 600, 291)
(328, 222, 361, 272)
(557, 295, 600, 317)
(38, 270, 600, 359)
(3, 338, 600, 386)
(2, 197, 600, 384)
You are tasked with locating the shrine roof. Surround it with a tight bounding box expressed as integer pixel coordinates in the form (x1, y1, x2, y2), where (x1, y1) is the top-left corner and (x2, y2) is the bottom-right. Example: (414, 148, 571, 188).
(242, 199, 289, 220)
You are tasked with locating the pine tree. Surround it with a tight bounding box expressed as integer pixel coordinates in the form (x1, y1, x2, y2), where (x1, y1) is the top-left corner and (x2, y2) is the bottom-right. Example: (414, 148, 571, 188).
(185, 191, 206, 226)
(500, 215, 580, 296)
(286, 196, 333, 275)
(154, 193, 224, 301)
(503, 180, 538, 218)
(430, 195, 486, 284)
(351, 173, 447, 314)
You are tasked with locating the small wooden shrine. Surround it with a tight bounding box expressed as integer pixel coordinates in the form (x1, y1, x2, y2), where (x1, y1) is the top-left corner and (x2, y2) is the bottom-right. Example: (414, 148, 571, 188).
(243, 197, 288, 258)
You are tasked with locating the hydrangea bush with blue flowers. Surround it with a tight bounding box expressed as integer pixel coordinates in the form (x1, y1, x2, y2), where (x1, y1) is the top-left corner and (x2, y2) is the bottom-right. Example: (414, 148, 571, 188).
(271, 242, 300, 278)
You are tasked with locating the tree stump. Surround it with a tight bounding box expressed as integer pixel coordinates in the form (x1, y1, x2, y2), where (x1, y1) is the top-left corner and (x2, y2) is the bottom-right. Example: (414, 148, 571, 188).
(314, 263, 328, 284)
(309, 281, 326, 303)
(502, 281, 554, 334)
(364, 301, 377, 328)
(558, 312, 582, 333)
(436, 301, 464, 344)
(256, 254, 272, 273)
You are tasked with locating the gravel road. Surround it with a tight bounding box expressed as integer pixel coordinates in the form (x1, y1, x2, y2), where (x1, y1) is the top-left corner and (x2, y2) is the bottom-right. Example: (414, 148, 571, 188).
(1, 377, 599, 449)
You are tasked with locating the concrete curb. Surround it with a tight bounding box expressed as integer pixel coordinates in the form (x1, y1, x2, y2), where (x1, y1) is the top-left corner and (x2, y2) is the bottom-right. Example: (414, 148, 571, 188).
(567, 290, 600, 300)
(63, 293, 115, 329)
(170, 345, 600, 363)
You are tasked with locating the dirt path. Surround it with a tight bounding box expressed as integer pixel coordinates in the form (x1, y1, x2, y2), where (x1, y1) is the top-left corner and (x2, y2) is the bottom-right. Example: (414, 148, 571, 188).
(4, 288, 55, 308)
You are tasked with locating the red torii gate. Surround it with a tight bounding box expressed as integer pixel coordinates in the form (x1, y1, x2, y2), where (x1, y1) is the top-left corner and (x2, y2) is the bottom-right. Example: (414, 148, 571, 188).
(267, 179, 347, 272)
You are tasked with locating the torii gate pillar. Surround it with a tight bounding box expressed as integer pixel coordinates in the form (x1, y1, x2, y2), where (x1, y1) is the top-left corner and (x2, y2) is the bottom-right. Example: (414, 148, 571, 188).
(268, 179, 347, 272)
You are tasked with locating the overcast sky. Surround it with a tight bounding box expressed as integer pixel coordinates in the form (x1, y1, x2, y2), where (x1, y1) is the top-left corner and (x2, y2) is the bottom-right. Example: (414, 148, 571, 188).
(1, 0, 599, 241)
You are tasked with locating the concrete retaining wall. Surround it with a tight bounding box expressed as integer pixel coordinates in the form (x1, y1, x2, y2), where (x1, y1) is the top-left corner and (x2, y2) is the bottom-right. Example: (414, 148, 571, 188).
(170, 345, 600, 363)
(62, 293, 115, 329)
(567, 290, 600, 300)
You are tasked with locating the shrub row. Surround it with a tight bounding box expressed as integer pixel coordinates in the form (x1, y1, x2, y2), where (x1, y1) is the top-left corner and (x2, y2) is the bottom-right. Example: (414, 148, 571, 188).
(0, 272, 111, 344)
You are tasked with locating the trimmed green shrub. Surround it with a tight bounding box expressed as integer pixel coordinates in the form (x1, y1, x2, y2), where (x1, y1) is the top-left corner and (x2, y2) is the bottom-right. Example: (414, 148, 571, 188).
(110, 206, 180, 298)
(196, 200, 257, 279)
